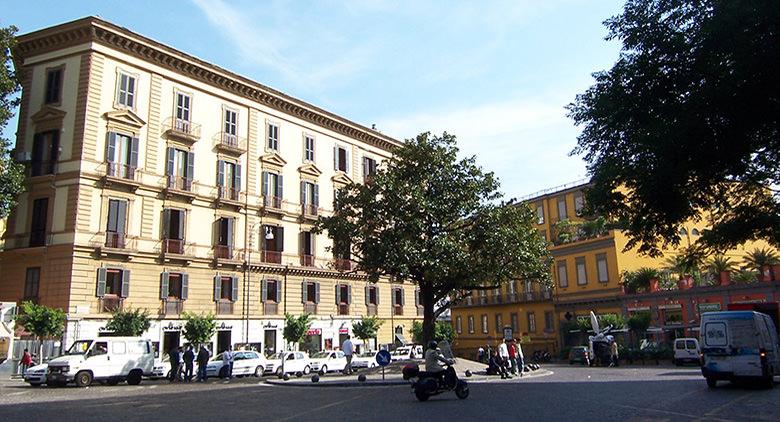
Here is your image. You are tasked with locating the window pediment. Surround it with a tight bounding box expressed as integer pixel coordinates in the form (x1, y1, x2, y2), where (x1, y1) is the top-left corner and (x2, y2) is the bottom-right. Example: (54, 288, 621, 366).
(259, 152, 287, 169)
(31, 106, 67, 125)
(331, 172, 352, 186)
(298, 163, 322, 178)
(103, 109, 146, 134)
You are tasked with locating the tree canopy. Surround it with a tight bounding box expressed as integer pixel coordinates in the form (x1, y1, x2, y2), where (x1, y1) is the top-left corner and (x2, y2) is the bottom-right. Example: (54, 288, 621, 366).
(105, 308, 151, 337)
(351, 316, 382, 347)
(0, 25, 25, 218)
(15, 301, 66, 364)
(282, 313, 312, 351)
(182, 312, 217, 346)
(567, 0, 780, 256)
(314, 132, 551, 346)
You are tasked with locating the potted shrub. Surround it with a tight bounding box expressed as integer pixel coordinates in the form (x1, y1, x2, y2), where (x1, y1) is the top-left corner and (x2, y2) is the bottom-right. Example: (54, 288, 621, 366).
(706, 254, 734, 286)
(621, 268, 661, 293)
(665, 246, 708, 289)
(732, 269, 758, 285)
(743, 248, 780, 282)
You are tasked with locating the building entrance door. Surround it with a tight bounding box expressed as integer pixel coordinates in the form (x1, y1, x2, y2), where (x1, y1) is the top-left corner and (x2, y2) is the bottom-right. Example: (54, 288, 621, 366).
(163, 331, 180, 355)
(217, 330, 232, 354)
(264, 330, 276, 355)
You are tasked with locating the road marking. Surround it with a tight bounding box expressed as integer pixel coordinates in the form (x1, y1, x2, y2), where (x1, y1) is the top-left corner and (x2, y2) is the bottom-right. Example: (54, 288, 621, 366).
(565, 395, 732, 422)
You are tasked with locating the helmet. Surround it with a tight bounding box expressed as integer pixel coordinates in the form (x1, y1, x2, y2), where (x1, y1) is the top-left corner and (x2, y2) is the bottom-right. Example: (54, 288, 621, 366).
(428, 340, 438, 350)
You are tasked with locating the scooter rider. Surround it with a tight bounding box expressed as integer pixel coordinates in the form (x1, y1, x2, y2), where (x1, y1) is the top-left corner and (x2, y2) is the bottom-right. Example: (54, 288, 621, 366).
(425, 341, 454, 386)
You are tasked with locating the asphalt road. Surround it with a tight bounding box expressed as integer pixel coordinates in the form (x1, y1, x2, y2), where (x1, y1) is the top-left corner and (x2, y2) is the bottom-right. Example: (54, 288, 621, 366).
(2, 364, 778, 421)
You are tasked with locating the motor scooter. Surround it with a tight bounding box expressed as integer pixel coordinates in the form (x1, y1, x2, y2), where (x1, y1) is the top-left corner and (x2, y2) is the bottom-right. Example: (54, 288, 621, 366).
(402, 361, 469, 402)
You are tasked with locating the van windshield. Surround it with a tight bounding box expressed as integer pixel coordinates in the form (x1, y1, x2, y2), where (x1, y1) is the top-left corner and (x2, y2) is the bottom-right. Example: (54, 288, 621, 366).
(66, 340, 92, 355)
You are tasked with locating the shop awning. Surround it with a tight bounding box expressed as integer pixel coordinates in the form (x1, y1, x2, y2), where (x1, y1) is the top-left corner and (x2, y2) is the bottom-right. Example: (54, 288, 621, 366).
(395, 333, 408, 345)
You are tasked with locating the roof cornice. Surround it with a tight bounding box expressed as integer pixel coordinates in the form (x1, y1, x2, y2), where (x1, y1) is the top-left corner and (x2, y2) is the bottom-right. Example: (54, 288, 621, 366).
(13, 16, 401, 152)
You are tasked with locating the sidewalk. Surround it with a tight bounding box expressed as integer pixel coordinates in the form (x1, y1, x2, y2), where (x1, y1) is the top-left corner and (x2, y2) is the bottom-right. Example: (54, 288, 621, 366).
(264, 358, 552, 387)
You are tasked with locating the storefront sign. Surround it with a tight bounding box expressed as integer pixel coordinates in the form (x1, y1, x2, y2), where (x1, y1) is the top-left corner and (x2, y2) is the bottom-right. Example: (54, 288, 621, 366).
(732, 299, 766, 304)
(263, 322, 278, 329)
(627, 306, 650, 312)
(657, 304, 682, 310)
(306, 328, 322, 336)
(163, 322, 183, 331)
(338, 328, 350, 334)
(217, 322, 233, 330)
(697, 303, 722, 313)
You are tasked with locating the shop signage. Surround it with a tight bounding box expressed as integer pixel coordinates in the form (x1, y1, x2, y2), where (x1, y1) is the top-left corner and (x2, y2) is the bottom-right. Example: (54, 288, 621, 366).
(733, 299, 766, 304)
(627, 306, 650, 312)
(306, 328, 322, 336)
(657, 304, 682, 310)
(697, 303, 722, 313)
(263, 322, 278, 329)
(163, 322, 183, 331)
(339, 328, 349, 334)
(217, 322, 233, 330)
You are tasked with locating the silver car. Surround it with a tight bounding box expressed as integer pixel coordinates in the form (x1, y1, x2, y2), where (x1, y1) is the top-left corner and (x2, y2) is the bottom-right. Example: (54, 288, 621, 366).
(24, 363, 48, 386)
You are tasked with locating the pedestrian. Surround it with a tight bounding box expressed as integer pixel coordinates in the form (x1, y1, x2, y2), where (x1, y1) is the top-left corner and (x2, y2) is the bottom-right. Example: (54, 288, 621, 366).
(20, 348, 33, 374)
(169, 345, 181, 382)
(477, 346, 485, 363)
(515, 339, 525, 377)
(183, 345, 195, 382)
(196, 345, 210, 382)
(610, 340, 619, 367)
(507, 340, 517, 375)
(489, 350, 509, 379)
(341, 335, 354, 375)
(223, 346, 234, 379)
(498, 340, 512, 379)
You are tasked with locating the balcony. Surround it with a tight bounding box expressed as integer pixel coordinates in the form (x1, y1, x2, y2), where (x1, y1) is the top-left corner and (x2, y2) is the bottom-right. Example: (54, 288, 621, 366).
(393, 305, 403, 316)
(491, 294, 503, 304)
(163, 117, 201, 144)
(334, 258, 354, 271)
(163, 299, 184, 315)
(366, 304, 377, 316)
(29, 230, 46, 247)
(304, 303, 317, 314)
(97, 232, 136, 259)
(103, 162, 140, 190)
(164, 175, 196, 201)
(300, 254, 315, 267)
(214, 132, 246, 155)
(214, 245, 234, 260)
(162, 238, 185, 255)
(337, 304, 349, 316)
(105, 232, 126, 249)
(263, 195, 283, 211)
(216, 300, 234, 315)
(100, 295, 123, 313)
(261, 250, 282, 264)
(216, 186, 242, 208)
(264, 302, 278, 315)
(302, 203, 318, 218)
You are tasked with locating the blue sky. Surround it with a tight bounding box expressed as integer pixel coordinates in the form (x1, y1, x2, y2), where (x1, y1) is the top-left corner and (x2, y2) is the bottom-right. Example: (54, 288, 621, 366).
(3, 0, 624, 200)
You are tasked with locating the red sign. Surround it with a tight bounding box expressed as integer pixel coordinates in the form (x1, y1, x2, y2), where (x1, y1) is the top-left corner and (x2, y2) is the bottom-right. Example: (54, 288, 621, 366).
(306, 328, 321, 336)
(339, 328, 349, 334)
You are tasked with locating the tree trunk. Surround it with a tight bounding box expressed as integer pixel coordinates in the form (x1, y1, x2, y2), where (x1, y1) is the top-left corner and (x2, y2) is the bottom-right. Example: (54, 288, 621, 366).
(421, 284, 436, 349)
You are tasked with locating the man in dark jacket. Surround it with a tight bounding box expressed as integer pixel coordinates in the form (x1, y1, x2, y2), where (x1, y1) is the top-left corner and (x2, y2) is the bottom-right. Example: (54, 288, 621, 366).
(196, 346, 211, 382)
(169, 346, 181, 382)
(183, 346, 195, 382)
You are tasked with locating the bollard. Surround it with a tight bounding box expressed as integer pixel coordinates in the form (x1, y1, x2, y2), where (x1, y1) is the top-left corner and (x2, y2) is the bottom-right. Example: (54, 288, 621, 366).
(311, 374, 320, 383)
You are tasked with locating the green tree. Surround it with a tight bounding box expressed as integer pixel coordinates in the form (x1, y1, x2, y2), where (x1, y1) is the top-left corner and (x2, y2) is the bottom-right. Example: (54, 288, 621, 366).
(104, 308, 151, 336)
(352, 316, 383, 350)
(282, 313, 312, 351)
(0, 25, 26, 218)
(314, 132, 551, 347)
(627, 312, 651, 347)
(15, 301, 65, 364)
(411, 320, 454, 344)
(742, 247, 780, 273)
(567, 0, 780, 255)
(182, 312, 217, 347)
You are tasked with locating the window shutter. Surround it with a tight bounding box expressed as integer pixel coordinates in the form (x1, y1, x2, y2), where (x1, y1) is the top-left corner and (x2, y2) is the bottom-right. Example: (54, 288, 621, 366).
(231, 276, 239, 302)
(362, 157, 367, 177)
(392, 288, 397, 306)
(335, 284, 341, 304)
(217, 160, 225, 186)
(313, 184, 319, 207)
(300, 181, 306, 205)
(166, 147, 175, 176)
(365, 286, 369, 305)
(262, 171, 269, 196)
(277, 227, 284, 252)
(277, 279, 283, 303)
(214, 275, 222, 301)
(186, 151, 195, 181)
(49, 131, 60, 174)
(315, 282, 321, 304)
(345, 149, 351, 174)
(235, 164, 242, 191)
(277, 175, 284, 199)
(106, 132, 117, 163)
(347, 285, 352, 305)
(178, 210, 185, 240)
(121, 269, 130, 298)
(333, 146, 338, 170)
(162, 209, 171, 238)
(400, 288, 405, 306)
(415, 289, 419, 307)
(375, 287, 379, 305)
(226, 218, 234, 248)
(96, 267, 107, 297)
(160, 272, 170, 300)
(301, 281, 308, 303)
(261, 279, 268, 302)
(116, 201, 127, 235)
(107, 200, 118, 232)
(129, 137, 139, 169)
(181, 273, 189, 300)
(298, 232, 304, 256)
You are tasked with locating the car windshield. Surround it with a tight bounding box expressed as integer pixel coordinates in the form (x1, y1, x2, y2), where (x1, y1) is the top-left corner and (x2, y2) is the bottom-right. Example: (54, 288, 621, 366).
(312, 352, 330, 359)
(66, 340, 92, 355)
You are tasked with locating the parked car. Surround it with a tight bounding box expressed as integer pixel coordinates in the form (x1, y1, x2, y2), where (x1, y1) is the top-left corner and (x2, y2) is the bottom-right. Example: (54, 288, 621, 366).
(206, 350, 267, 378)
(391, 345, 424, 361)
(352, 351, 380, 369)
(46, 337, 155, 387)
(265, 351, 311, 376)
(24, 363, 48, 387)
(673, 338, 701, 366)
(569, 346, 590, 365)
(310, 350, 347, 374)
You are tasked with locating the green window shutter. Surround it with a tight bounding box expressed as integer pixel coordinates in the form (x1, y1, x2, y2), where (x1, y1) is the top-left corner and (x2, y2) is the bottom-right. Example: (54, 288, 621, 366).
(231, 276, 239, 302)
(160, 272, 169, 300)
(181, 274, 189, 300)
(315, 282, 320, 304)
(261, 279, 267, 302)
(120, 269, 130, 298)
(96, 267, 107, 297)
(301, 281, 308, 303)
(347, 285, 352, 305)
(214, 275, 222, 301)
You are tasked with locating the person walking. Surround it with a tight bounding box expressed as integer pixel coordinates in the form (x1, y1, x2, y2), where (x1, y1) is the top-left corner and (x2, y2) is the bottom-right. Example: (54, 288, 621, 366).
(515, 339, 525, 377)
(169, 345, 181, 382)
(507, 340, 517, 375)
(222, 346, 234, 379)
(196, 345, 210, 382)
(498, 340, 512, 379)
(20, 349, 33, 375)
(341, 335, 354, 375)
(183, 345, 195, 382)
(610, 340, 619, 367)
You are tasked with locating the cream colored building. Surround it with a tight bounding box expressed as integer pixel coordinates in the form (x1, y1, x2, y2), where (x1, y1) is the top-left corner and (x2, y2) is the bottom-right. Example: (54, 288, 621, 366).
(1, 17, 421, 355)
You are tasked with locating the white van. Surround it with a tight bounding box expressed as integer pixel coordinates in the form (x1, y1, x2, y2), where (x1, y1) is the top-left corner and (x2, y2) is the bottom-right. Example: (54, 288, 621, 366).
(46, 337, 155, 387)
(700, 311, 779, 388)
(673, 338, 700, 366)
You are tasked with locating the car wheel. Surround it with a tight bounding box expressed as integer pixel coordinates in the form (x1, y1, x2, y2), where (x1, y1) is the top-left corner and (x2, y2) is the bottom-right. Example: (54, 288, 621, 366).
(320, 365, 327, 374)
(303, 365, 311, 375)
(706, 377, 717, 389)
(75, 371, 93, 388)
(254, 366, 264, 377)
(127, 370, 143, 386)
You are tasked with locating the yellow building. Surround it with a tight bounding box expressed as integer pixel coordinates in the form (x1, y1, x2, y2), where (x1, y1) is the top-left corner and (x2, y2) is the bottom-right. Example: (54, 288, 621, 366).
(0, 17, 422, 355)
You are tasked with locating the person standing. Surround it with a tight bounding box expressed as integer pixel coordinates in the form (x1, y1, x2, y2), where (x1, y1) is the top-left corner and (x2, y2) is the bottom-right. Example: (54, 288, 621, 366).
(222, 346, 234, 379)
(169, 346, 181, 382)
(498, 340, 512, 378)
(515, 339, 525, 377)
(610, 340, 619, 367)
(196, 345, 210, 382)
(341, 335, 354, 375)
(183, 345, 195, 382)
(20, 349, 33, 375)
(507, 340, 517, 375)
(477, 346, 485, 363)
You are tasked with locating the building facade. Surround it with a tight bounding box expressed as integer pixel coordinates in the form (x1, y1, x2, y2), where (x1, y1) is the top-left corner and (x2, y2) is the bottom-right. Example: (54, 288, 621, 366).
(0, 17, 423, 356)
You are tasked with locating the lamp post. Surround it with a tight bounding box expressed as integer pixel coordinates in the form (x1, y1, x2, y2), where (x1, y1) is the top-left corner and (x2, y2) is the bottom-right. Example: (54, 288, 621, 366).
(244, 222, 261, 346)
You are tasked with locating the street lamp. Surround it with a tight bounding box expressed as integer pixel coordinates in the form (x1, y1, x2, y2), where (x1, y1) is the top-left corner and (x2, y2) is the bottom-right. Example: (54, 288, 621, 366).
(244, 222, 261, 345)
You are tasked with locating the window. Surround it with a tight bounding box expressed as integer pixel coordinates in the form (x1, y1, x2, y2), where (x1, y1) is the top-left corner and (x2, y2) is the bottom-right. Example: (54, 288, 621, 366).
(162, 209, 185, 254)
(304, 135, 315, 162)
(160, 272, 188, 300)
(106, 132, 139, 179)
(544, 311, 554, 332)
(300, 181, 319, 215)
(116, 71, 136, 108)
(510, 313, 519, 333)
(214, 276, 237, 302)
(575, 257, 588, 285)
(217, 160, 242, 200)
(302, 281, 320, 303)
(166, 147, 194, 190)
(263, 279, 280, 302)
(495, 313, 503, 333)
(679, 228, 687, 235)
(481, 314, 488, 334)
(596, 253, 609, 283)
(267, 123, 279, 151)
(536, 203, 544, 225)
(509, 280, 517, 295)
(362, 157, 377, 181)
(175, 92, 191, 125)
(223, 108, 237, 137)
(215, 217, 234, 259)
(557, 261, 568, 287)
(262, 171, 283, 207)
(365, 285, 378, 305)
(31, 130, 60, 176)
(105, 199, 128, 248)
(334, 145, 350, 172)
(44, 67, 63, 104)
(574, 193, 585, 216)
(300, 231, 315, 266)
(557, 197, 567, 221)
(24, 268, 40, 300)
(261, 225, 284, 263)
(468, 315, 475, 334)
(30, 198, 48, 247)
(455, 316, 462, 334)
(527, 312, 536, 333)
(112, 341, 126, 355)
(392, 288, 405, 307)
(104, 269, 123, 296)
(336, 284, 352, 304)
(96, 268, 129, 304)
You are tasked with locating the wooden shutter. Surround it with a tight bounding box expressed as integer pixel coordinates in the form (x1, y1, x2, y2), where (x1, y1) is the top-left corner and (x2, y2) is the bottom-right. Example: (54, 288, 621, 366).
(400, 288, 405, 306)
(313, 184, 319, 207)
(129, 137, 139, 169)
(347, 285, 352, 305)
(345, 148, 350, 174)
(186, 152, 195, 181)
(333, 146, 338, 170)
(415, 289, 420, 307)
(315, 282, 320, 304)
(300, 181, 306, 205)
(166, 147, 175, 176)
(276, 227, 284, 252)
(226, 218, 234, 248)
(261, 279, 268, 302)
(277, 175, 284, 199)
(48, 130, 60, 174)
(177, 210, 185, 240)
(231, 276, 239, 302)
(365, 286, 370, 305)
(262, 171, 269, 196)
(235, 164, 242, 192)
(301, 281, 308, 303)
(214, 275, 222, 301)
(375, 286, 379, 305)
(116, 201, 127, 235)
(392, 288, 397, 306)
(217, 160, 225, 186)
(277, 279, 283, 303)
(96, 267, 107, 297)
(120, 269, 130, 298)
(362, 157, 367, 177)
(162, 209, 171, 238)
(106, 132, 117, 162)
(160, 272, 170, 299)
(181, 273, 189, 300)
(335, 284, 341, 304)
(107, 200, 118, 232)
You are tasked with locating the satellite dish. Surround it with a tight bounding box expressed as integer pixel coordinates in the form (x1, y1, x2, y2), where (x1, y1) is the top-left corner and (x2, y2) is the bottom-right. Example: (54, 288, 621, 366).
(590, 311, 600, 334)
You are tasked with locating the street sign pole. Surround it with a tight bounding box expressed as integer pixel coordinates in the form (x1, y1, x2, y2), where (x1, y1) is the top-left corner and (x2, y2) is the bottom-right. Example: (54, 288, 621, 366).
(376, 350, 392, 380)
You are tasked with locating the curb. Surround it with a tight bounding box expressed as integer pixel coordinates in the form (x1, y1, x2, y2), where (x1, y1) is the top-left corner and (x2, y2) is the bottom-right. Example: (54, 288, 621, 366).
(264, 378, 408, 388)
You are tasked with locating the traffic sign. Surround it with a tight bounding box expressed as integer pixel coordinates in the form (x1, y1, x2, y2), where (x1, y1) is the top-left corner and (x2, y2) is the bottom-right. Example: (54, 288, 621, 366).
(376, 350, 392, 367)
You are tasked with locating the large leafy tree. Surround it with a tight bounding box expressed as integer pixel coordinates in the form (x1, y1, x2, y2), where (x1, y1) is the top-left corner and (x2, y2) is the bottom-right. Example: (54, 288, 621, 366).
(15, 301, 66, 364)
(1, 25, 25, 218)
(315, 132, 551, 347)
(104, 308, 151, 337)
(282, 312, 312, 351)
(352, 316, 383, 350)
(567, 0, 780, 256)
(182, 312, 217, 347)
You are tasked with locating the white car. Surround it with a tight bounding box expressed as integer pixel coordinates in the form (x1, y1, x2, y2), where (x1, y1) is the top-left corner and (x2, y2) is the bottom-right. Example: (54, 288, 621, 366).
(310, 351, 347, 374)
(265, 351, 311, 376)
(390, 345, 424, 361)
(352, 351, 380, 369)
(206, 351, 267, 378)
(24, 363, 48, 386)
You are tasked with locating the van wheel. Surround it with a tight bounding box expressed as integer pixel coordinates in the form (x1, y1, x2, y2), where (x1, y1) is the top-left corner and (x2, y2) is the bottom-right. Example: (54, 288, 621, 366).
(303, 365, 311, 375)
(254, 366, 264, 377)
(75, 371, 93, 388)
(127, 370, 142, 385)
(706, 377, 717, 388)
